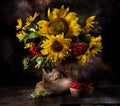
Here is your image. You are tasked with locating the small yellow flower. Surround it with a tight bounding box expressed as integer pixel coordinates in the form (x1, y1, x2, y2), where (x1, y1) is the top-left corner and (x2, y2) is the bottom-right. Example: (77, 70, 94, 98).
(37, 5, 81, 38)
(25, 12, 39, 26)
(16, 18, 22, 30)
(24, 42, 33, 49)
(77, 53, 89, 66)
(40, 33, 71, 63)
(16, 31, 25, 40)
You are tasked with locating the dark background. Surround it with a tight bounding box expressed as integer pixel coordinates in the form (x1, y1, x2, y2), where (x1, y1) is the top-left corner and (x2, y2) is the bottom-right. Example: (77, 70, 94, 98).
(0, 0, 120, 86)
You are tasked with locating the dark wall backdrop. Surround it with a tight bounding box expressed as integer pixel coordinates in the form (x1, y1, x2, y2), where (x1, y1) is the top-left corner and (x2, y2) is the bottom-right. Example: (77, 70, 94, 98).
(0, 0, 120, 86)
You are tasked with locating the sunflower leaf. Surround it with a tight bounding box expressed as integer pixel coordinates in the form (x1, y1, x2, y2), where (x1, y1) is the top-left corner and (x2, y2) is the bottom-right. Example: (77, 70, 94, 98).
(35, 57, 44, 68)
(23, 57, 30, 70)
(28, 32, 38, 39)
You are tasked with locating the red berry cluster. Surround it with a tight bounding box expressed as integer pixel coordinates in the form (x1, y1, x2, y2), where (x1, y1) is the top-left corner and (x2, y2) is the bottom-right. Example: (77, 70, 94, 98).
(29, 43, 42, 57)
(70, 82, 82, 89)
(70, 42, 88, 55)
(70, 82, 93, 90)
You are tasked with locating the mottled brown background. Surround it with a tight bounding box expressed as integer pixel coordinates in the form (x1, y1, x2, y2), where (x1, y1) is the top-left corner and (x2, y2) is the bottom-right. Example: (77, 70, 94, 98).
(0, 0, 120, 86)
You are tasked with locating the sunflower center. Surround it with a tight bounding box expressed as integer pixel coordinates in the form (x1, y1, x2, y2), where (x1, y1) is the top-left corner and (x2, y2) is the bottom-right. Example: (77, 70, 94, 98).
(51, 40, 63, 52)
(48, 18, 68, 35)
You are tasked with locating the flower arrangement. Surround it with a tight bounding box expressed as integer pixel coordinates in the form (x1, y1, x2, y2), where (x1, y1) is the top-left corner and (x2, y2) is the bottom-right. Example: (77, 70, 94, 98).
(16, 5, 102, 97)
(16, 5, 102, 71)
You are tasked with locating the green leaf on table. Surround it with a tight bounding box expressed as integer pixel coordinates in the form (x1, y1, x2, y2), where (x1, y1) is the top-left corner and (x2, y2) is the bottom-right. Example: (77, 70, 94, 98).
(39, 90, 47, 97)
(30, 92, 38, 99)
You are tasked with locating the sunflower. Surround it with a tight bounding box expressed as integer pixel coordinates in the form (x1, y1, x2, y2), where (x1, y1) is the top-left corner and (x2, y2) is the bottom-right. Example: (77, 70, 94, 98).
(88, 35, 102, 56)
(40, 33, 71, 63)
(82, 16, 96, 33)
(37, 5, 81, 38)
(77, 35, 102, 65)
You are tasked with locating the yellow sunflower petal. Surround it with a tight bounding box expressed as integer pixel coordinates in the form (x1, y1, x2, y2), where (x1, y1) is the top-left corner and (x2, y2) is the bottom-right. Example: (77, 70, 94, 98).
(48, 8, 59, 21)
(16, 18, 22, 30)
(37, 20, 49, 35)
(84, 15, 96, 33)
(57, 5, 69, 18)
(65, 12, 77, 22)
(16, 31, 25, 40)
(77, 54, 87, 66)
(33, 12, 39, 19)
(88, 35, 102, 56)
(48, 5, 69, 21)
(47, 8, 51, 20)
(25, 12, 39, 26)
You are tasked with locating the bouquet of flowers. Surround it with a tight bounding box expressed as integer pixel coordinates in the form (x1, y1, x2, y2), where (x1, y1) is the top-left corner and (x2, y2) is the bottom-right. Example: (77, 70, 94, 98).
(16, 5, 102, 97)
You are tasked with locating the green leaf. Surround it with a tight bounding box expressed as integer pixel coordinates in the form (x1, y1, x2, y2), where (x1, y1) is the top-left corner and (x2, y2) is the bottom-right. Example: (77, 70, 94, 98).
(29, 28, 36, 32)
(30, 90, 47, 99)
(42, 68, 47, 74)
(23, 57, 29, 70)
(19, 34, 28, 42)
(39, 90, 47, 97)
(31, 55, 38, 61)
(30, 92, 38, 99)
(35, 57, 44, 68)
(29, 32, 38, 39)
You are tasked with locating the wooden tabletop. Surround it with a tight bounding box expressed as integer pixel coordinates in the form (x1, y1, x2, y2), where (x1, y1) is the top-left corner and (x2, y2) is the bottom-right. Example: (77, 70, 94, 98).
(0, 85, 120, 104)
